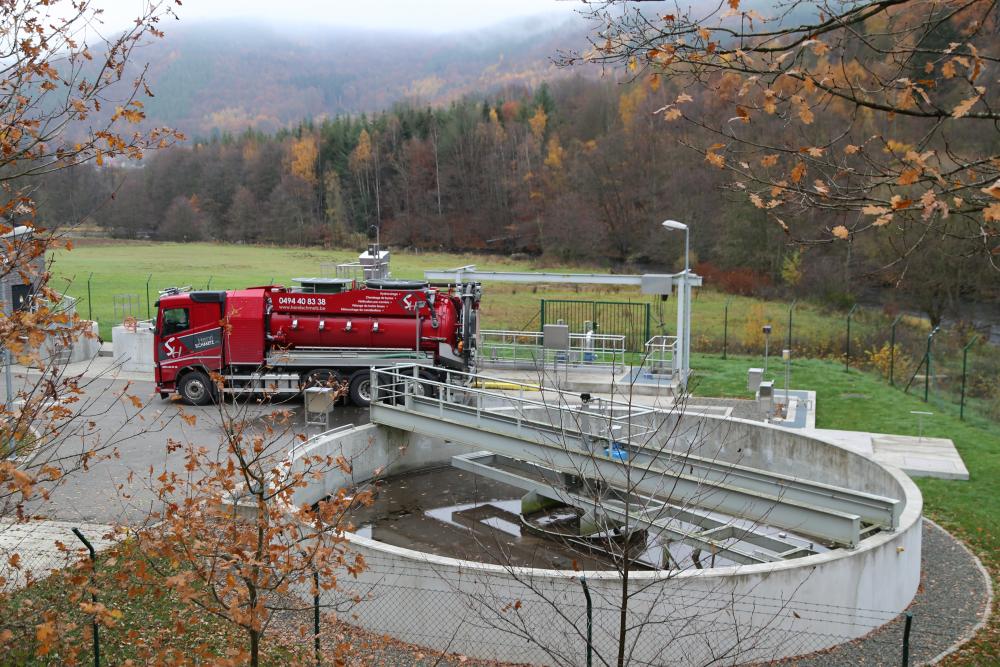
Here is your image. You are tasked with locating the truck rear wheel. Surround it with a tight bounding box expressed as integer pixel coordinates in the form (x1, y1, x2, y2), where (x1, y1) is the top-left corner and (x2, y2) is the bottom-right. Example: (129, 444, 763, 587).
(348, 370, 372, 407)
(178, 370, 215, 406)
(302, 369, 343, 391)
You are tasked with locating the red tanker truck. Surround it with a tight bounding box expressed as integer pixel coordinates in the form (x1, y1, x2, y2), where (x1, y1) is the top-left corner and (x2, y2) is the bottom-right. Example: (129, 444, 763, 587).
(153, 277, 480, 406)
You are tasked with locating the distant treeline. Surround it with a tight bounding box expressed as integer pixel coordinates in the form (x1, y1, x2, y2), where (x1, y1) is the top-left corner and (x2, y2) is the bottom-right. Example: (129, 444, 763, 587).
(33, 76, 995, 322)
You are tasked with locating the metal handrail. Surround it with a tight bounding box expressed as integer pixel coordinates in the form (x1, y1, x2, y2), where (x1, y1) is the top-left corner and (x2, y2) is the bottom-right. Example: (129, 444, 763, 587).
(643, 335, 679, 375)
(478, 329, 626, 368)
(370, 364, 659, 442)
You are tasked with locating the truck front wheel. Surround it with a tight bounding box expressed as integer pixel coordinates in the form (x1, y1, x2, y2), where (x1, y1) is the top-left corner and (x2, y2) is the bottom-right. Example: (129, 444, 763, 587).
(348, 370, 372, 407)
(178, 370, 216, 406)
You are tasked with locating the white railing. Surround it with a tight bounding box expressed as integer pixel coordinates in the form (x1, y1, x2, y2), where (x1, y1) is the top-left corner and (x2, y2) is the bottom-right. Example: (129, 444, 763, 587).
(369, 364, 660, 444)
(644, 335, 679, 377)
(478, 329, 626, 369)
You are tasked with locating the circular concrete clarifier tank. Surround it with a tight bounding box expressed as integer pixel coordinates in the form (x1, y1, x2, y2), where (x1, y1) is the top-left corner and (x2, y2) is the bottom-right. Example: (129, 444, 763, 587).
(288, 413, 922, 666)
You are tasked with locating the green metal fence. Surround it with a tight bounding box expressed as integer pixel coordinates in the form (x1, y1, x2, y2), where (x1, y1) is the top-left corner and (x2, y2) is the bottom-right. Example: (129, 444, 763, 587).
(540, 299, 651, 353)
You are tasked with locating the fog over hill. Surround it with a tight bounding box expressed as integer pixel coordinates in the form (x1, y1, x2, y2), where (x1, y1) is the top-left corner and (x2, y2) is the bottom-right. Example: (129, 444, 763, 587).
(133, 14, 594, 137)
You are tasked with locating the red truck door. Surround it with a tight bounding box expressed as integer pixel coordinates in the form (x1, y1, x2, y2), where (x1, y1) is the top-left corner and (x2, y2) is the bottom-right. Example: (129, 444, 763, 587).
(157, 296, 225, 381)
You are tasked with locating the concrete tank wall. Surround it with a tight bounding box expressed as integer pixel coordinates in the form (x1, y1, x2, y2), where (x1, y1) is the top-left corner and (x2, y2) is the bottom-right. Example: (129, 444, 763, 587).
(292, 413, 923, 666)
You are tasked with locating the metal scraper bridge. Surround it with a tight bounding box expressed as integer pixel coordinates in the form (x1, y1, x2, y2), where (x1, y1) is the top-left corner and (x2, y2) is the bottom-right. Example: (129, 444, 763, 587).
(368, 365, 901, 564)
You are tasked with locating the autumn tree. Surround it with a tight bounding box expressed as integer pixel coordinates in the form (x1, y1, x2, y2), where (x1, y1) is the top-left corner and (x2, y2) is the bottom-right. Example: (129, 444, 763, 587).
(0, 0, 182, 656)
(132, 386, 367, 666)
(570, 0, 1000, 267)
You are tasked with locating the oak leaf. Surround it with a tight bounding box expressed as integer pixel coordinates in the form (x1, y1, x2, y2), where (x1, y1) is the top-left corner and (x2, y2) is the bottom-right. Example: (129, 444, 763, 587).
(981, 180, 1000, 200)
(832, 225, 849, 239)
(951, 87, 985, 118)
(760, 154, 779, 167)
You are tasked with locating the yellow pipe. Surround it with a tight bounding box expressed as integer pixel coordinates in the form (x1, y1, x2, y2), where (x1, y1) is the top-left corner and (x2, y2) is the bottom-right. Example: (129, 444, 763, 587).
(473, 381, 542, 391)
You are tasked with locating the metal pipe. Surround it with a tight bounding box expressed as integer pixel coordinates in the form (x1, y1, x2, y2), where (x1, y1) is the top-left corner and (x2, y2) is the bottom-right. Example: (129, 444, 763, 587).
(3, 347, 11, 456)
(960, 335, 978, 420)
(72, 528, 99, 667)
(845, 304, 858, 372)
(145, 274, 152, 320)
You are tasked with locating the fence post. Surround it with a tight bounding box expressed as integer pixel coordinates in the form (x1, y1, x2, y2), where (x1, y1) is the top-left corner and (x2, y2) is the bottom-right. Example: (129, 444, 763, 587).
(787, 299, 797, 350)
(313, 568, 321, 667)
(206, 275, 213, 290)
(845, 304, 858, 372)
(145, 274, 152, 321)
(644, 303, 651, 350)
(722, 296, 732, 360)
(86, 272, 93, 323)
(889, 314, 904, 386)
(924, 326, 939, 402)
(72, 527, 99, 667)
(901, 611, 913, 666)
(540, 299, 546, 329)
(580, 577, 593, 667)
(960, 335, 979, 420)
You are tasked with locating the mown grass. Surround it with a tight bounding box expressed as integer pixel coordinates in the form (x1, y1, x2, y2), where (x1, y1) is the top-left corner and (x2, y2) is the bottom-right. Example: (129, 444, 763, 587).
(691, 353, 1000, 664)
(50, 241, 900, 350)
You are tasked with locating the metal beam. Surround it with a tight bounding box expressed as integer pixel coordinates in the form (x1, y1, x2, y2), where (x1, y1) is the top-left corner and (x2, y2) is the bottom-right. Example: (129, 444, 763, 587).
(486, 404, 899, 529)
(452, 452, 817, 566)
(423, 269, 703, 290)
(372, 399, 863, 547)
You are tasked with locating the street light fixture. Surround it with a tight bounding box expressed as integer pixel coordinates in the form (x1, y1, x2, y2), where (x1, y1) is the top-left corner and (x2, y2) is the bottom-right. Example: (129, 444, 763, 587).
(661, 219, 691, 389)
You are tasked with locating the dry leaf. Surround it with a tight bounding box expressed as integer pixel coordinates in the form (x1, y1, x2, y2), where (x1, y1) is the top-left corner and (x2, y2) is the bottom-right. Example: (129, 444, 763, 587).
(832, 225, 850, 239)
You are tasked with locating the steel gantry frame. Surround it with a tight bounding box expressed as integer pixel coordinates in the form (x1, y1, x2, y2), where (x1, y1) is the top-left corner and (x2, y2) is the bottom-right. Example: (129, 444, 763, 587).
(424, 266, 702, 388)
(368, 366, 900, 551)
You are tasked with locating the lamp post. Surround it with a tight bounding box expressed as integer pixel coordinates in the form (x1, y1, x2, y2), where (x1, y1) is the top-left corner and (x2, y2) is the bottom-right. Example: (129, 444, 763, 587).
(662, 220, 690, 390)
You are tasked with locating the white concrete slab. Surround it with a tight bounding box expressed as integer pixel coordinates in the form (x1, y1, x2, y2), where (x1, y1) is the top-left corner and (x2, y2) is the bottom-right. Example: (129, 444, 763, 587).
(0, 519, 114, 591)
(797, 429, 968, 481)
(871, 435, 970, 480)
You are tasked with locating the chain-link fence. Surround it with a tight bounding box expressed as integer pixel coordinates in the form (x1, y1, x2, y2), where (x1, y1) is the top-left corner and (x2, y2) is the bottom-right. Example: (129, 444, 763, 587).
(695, 296, 998, 424)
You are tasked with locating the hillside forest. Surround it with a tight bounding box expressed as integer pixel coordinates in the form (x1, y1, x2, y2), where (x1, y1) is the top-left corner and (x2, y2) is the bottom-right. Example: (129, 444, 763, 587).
(35, 76, 997, 324)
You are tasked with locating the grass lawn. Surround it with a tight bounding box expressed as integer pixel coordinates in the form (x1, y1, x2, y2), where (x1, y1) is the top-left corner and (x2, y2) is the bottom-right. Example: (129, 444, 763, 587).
(692, 353, 1000, 664)
(50, 241, 900, 351)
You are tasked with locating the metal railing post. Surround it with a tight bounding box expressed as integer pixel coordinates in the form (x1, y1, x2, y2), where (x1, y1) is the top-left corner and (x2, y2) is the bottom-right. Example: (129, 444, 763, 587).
(889, 314, 903, 386)
(960, 335, 978, 420)
(145, 274, 152, 320)
(72, 528, 99, 667)
(845, 304, 858, 372)
(924, 326, 940, 402)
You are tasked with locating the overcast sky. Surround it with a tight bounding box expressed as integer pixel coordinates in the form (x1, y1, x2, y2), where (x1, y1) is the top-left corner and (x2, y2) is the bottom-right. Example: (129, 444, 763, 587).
(99, 0, 575, 33)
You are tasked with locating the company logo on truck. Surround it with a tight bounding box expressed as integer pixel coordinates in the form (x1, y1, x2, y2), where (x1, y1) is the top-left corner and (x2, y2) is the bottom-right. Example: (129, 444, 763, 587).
(158, 328, 223, 361)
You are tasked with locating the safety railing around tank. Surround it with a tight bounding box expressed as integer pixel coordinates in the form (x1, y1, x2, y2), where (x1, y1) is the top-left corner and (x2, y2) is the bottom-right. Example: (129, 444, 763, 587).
(369, 364, 660, 445)
(477, 329, 626, 369)
(642, 335, 679, 378)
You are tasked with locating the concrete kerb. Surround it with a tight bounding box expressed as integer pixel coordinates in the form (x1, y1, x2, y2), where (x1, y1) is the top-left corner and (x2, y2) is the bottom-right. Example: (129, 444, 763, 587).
(286, 413, 924, 665)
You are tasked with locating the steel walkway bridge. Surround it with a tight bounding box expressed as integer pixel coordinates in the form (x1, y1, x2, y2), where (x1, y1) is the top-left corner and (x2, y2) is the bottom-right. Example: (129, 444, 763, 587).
(368, 366, 900, 564)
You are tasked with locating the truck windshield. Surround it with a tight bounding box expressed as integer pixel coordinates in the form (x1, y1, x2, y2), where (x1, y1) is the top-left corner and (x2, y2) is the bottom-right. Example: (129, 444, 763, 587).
(162, 308, 190, 335)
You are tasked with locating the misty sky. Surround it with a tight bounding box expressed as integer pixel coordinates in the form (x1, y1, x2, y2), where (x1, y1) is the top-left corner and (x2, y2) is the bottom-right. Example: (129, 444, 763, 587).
(101, 0, 576, 33)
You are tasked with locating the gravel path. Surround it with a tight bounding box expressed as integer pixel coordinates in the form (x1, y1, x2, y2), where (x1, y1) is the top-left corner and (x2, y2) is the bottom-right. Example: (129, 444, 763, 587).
(779, 520, 991, 666)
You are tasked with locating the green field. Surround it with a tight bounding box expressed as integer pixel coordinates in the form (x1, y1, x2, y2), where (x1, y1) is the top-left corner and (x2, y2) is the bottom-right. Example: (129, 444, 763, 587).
(51, 241, 901, 353)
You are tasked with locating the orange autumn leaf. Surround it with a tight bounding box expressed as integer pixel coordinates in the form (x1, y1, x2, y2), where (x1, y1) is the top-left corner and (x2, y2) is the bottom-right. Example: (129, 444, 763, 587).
(832, 225, 850, 239)
(790, 162, 806, 184)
